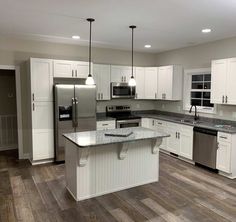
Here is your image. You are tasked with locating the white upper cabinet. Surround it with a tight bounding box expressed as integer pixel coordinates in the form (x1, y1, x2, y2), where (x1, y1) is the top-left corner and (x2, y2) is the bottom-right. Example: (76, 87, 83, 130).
(53, 60, 89, 79)
(211, 58, 236, 105)
(111, 65, 132, 83)
(211, 59, 227, 104)
(144, 67, 158, 99)
(30, 58, 53, 102)
(226, 58, 236, 105)
(157, 65, 182, 100)
(135, 67, 145, 99)
(93, 64, 111, 100)
(74, 61, 89, 79)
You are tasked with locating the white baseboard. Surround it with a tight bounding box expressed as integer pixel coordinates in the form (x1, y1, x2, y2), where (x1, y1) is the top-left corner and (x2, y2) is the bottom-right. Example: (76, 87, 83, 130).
(29, 158, 54, 165)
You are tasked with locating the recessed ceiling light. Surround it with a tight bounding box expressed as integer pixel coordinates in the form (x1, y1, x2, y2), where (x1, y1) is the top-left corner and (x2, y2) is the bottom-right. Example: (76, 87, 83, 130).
(72, 35, 80, 39)
(202, 29, 211, 33)
(145, 44, 151, 48)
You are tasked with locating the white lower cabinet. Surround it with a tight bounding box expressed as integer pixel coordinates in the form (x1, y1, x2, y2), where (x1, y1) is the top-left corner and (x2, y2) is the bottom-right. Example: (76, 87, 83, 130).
(97, 120, 116, 130)
(31, 102, 54, 161)
(141, 118, 193, 160)
(179, 125, 193, 159)
(216, 133, 231, 174)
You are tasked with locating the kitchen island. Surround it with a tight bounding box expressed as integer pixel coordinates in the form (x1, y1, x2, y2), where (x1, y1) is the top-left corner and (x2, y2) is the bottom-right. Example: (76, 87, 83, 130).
(64, 127, 169, 201)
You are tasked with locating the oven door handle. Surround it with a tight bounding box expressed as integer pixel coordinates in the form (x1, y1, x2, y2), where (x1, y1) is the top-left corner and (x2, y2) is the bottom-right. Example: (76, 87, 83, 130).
(116, 119, 141, 124)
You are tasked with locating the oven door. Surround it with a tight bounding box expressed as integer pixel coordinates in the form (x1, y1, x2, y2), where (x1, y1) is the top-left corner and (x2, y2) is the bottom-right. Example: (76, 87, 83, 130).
(111, 82, 135, 99)
(116, 119, 141, 128)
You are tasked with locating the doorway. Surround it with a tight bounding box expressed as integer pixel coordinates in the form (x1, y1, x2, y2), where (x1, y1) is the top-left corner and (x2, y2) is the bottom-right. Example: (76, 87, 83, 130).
(0, 66, 23, 159)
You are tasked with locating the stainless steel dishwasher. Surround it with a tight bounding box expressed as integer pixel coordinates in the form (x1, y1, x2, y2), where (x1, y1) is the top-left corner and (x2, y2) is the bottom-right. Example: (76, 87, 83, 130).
(193, 127, 218, 169)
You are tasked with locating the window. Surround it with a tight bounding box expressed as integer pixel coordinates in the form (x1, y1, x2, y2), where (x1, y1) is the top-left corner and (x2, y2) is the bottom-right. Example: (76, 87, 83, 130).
(184, 68, 215, 113)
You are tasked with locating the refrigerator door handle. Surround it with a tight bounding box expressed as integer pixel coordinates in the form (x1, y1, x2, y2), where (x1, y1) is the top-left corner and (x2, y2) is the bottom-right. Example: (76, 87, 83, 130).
(72, 98, 76, 127)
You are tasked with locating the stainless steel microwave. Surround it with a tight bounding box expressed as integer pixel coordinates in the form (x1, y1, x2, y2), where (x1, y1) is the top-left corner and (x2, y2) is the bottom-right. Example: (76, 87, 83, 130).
(111, 82, 136, 99)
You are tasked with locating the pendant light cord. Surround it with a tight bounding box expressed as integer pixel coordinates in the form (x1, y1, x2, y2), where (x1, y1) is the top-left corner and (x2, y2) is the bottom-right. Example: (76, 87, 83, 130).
(129, 25, 136, 78)
(87, 18, 95, 77)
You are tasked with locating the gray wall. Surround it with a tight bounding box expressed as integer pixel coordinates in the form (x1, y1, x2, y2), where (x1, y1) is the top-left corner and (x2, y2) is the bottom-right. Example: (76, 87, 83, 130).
(155, 37, 236, 121)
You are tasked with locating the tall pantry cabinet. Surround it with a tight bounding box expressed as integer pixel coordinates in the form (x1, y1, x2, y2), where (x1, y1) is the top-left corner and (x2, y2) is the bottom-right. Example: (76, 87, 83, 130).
(28, 58, 54, 163)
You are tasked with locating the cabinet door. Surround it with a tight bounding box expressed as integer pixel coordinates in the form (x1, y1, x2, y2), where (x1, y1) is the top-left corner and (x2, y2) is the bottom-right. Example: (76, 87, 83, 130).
(155, 120, 167, 151)
(179, 126, 193, 160)
(211, 59, 227, 104)
(31, 58, 53, 102)
(32, 102, 54, 160)
(216, 141, 231, 173)
(226, 58, 236, 105)
(144, 67, 158, 99)
(135, 67, 145, 99)
(99, 65, 111, 100)
(93, 64, 111, 100)
(53, 60, 74, 78)
(74, 62, 89, 78)
(166, 123, 180, 154)
(141, 118, 152, 128)
(110, 66, 123, 82)
(158, 66, 173, 100)
(122, 67, 132, 83)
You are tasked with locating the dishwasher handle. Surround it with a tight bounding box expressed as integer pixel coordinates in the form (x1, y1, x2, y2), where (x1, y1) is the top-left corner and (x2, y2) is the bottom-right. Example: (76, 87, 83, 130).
(193, 127, 217, 136)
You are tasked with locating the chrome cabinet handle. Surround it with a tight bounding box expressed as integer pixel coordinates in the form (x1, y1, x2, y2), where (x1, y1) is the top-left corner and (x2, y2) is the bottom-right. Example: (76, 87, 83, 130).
(101, 93, 103, 100)
(33, 103, 35, 111)
(176, 132, 178, 138)
(98, 93, 100, 100)
(72, 70, 74, 77)
(222, 95, 225, 103)
(157, 122, 162, 125)
(102, 124, 109, 126)
(226, 96, 228, 103)
(121, 76, 124, 82)
(178, 132, 180, 139)
(124, 76, 126, 82)
(152, 120, 155, 126)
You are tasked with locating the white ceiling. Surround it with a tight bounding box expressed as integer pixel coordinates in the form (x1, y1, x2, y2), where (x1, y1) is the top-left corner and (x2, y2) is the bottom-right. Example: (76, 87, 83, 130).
(1, 0, 236, 53)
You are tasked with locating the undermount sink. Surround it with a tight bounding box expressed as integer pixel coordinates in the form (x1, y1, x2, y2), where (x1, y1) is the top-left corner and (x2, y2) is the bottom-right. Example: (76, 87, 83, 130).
(180, 119, 202, 124)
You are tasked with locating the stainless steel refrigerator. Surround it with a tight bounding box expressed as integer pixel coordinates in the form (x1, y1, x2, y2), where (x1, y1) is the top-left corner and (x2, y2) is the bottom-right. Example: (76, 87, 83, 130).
(54, 84, 96, 162)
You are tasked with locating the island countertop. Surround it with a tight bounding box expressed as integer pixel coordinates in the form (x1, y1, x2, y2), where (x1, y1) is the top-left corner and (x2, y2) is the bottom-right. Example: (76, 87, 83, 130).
(64, 127, 169, 148)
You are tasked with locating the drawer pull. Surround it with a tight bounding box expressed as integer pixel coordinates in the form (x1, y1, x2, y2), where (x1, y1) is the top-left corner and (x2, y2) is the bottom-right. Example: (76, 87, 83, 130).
(102, 124, 109, 126)
(157, 122, 162, 125)
(219, 136, 228, 139)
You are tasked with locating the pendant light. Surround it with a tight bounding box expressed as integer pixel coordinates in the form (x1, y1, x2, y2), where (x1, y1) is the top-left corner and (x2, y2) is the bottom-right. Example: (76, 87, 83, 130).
(128, 25, 136, 87)
(85, 18, 95, 85)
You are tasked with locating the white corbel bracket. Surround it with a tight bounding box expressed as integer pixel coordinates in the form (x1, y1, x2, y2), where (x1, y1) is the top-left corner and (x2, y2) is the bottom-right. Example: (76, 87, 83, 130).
(78, 148, 90, 167)
(152, 138, 163, 154)
(118, 143, 129, 160)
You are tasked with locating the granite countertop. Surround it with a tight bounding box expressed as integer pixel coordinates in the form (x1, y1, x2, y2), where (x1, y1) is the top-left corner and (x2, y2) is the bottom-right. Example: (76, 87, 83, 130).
(139, 114, 236, 134)
(64, 127, 170, 148)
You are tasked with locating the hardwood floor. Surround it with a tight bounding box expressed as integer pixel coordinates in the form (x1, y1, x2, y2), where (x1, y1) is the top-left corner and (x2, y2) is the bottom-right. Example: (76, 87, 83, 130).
(0, 149, 236, 222)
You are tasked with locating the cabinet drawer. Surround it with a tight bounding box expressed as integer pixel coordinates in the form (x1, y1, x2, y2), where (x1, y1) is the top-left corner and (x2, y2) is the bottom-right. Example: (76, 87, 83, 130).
(97, 121, 116, 130)
(218, 132, 231, 143)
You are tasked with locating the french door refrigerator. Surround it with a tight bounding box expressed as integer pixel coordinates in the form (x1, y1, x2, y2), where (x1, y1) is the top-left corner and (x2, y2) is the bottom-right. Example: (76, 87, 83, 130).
(54, 84, 96, 162)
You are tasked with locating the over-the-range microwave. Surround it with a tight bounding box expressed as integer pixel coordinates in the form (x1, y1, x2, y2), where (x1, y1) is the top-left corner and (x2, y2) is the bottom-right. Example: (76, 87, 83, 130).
(111, 82, 136, 99)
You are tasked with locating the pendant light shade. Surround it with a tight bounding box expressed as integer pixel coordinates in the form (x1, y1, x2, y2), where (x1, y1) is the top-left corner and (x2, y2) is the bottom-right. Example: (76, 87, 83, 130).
(128, 25, 136, 87)
(85, 18, 95, 85)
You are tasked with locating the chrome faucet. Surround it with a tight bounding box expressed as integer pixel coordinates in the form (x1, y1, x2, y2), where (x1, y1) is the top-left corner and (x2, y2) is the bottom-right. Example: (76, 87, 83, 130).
(189, 105, 199, 121)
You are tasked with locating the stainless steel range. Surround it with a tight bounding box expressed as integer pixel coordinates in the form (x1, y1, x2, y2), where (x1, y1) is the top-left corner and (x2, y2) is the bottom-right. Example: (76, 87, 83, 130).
(106, 105, 141, 128)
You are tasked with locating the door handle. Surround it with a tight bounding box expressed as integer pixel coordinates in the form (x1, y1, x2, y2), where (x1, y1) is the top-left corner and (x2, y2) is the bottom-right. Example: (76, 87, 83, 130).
(222, 95, 225, 103)
(178, 132, 180, 139)
(225, 95, 228, 104)
(32, 103, 35, 111)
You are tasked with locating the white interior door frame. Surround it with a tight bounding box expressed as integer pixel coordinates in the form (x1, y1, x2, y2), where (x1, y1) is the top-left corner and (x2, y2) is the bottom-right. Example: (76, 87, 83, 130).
(0, 65, 23, 159)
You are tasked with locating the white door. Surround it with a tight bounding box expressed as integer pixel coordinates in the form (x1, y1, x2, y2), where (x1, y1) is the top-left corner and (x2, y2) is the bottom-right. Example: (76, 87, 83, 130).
(211, 59, 227, 104)
(135, 67, 145, 99)
(74, 62, 89, 78)
(31, 58, 53, 102)
(216, 141, 231, 173)
(179, 126, 193, 160)
(145, 67, 158, 99)
(53, 60, 74, 78)
(158, 66, 173, 100)
(110, 66, 124, 82)
(32, 102, 54, 160)
(166, 123, 180, 154)
(93, 64, 111, 100)
(226, 58, 236, 105)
